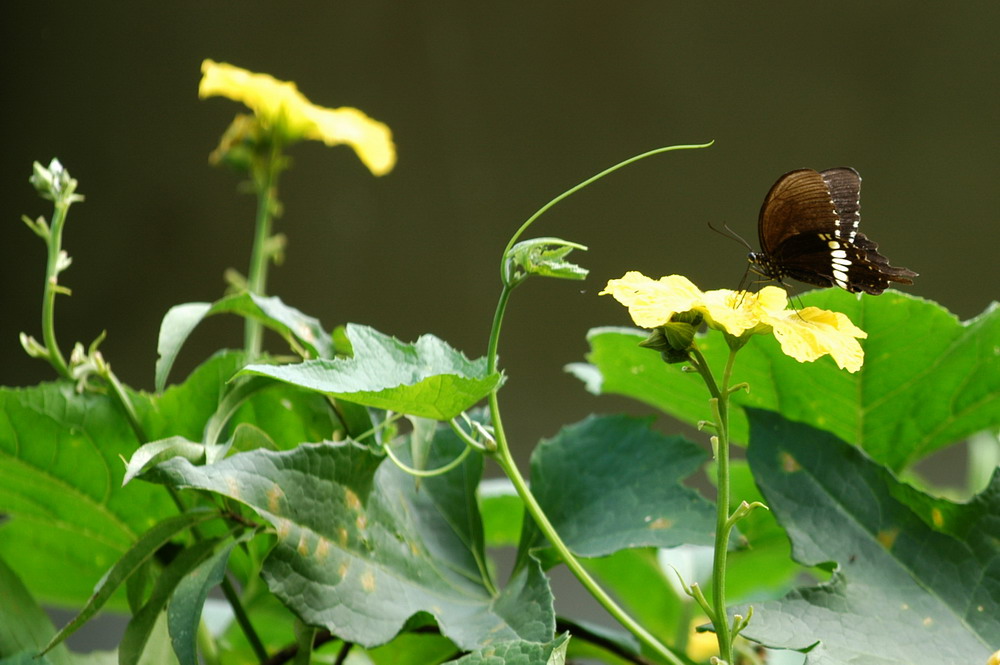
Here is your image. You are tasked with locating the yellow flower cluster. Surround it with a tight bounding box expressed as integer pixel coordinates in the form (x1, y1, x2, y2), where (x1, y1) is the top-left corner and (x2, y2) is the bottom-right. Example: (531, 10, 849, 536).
(601, 272, 868, 372)
(199, 59, 396, 176)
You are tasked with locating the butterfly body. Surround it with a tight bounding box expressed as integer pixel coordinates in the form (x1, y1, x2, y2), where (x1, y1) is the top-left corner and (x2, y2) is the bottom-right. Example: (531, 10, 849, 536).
(749, 167, 916, 295)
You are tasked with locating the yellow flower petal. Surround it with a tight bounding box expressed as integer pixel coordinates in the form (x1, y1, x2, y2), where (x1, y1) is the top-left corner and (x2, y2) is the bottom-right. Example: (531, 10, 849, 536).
(305, 106, 397, 176)
(601, 272, 703, 328)
(603, 271, 869, 372)
(767, 306, 867, 373)
(199, 59, 397, 175)
(199, 60, 314, 138)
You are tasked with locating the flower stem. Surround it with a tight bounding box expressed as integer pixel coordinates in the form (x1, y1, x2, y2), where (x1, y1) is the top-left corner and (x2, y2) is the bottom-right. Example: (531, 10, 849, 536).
(689, 345, 739, 663)
(244, 148, 280, 359)
(486, 284, 684, 665)
(41, 200, 71, 378)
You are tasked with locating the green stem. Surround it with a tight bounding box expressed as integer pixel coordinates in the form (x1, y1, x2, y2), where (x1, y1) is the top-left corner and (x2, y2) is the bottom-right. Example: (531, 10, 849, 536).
(245, 149, 280, 359)
(499, 142, 714, 283)
(486, 285, 683, 665)
(689, 345, 738, 663)
(42, 200, 71, 378)
(223, 574, 269, 664)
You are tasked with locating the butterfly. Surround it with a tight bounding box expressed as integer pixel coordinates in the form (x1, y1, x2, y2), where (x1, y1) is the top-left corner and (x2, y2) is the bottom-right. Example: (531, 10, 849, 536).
(748, 167, 917, 295)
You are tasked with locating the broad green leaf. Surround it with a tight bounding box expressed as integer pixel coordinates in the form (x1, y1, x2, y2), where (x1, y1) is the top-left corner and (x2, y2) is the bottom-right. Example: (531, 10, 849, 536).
(571, 292, 1000, 470)
(240, 323, 504, 420)
(740, 408, 999, 663)
(0, 382, 177, 606)
(142, 426, 555, 649)
(449, 633, 570, 665)
(525, 414, 714, 557)
(42, 511, 218, 655)
(168, 541, 237, 665)
(0, 556, 72, 665)
(155, 294, 332, 392)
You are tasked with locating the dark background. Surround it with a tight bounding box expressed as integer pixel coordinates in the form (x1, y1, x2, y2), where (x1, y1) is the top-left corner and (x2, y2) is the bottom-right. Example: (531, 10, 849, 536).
(2, 4, 997, 471)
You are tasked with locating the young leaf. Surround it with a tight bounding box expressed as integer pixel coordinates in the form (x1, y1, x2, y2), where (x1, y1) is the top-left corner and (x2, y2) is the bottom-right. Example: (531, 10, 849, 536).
(524, 414, 714, 557)
(167, 541, 238, 665)
(571, 292, 1000, 470)
(141, 426, 555, 649)
(740, 408, 999, 663)
(0, 556, 72, 665)
(41, 511, 219, 655)
(240, 323, 504, 420)
(119, 539, 222, 665)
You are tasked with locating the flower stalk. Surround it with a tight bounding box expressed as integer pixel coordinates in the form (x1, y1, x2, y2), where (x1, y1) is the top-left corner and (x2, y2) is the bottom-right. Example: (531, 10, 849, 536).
(602, 271, 867, 662)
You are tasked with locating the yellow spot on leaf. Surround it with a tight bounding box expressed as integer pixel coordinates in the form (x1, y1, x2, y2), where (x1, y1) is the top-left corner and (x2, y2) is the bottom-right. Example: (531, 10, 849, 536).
(226, 477, 242, 500)
(338, 561, 349, 580)
(922, 617, 933, 627)
(276, 518, 291, 541)
(931, 507, 944, 528)
(297, 533, 310, 556)
(315, 537, 330, 561)
(877, 527, 899, 550)
(356, 514, 368, 531)
(780, 452, 801, 472)
(267, 484, 285, 514)
(345, 488, 361, 511)
(338, 527, 349, 547)
(361, 570, 376, 592)
(647, 517, 673, 530)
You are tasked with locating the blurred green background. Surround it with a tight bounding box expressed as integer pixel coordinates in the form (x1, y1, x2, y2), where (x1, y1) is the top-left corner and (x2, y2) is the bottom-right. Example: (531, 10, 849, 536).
(2, 2, 997, 463)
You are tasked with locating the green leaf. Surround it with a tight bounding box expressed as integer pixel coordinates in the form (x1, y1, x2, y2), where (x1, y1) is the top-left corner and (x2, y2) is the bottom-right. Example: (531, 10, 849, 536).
(740, 408, 999, 663)
(0, 555, 72, 665)
(240, 323, 504, 420)
(168, 541, 237, 665)
(525, 414, 714, 557)
(571, 292, 1000, 470)
(0, 382, 177, 606)
(154, 293, 332, 392)
(120, 538, 222, 665)
(123, 437, 206, 486)
(724, 461, 808, 602)
(449, 633, 570, 665)
(479, 479, 524, 548)
(142, 427, 555, 649)
(155, 303, 213, 393)
(505, 237, 588, 284)
(41, 511, 219, 655)
(364, 632, 461, 665)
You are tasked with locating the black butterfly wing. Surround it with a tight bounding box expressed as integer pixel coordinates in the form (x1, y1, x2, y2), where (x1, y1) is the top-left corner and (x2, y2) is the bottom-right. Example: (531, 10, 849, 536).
(757, 169, 840, 252)
(755, 168, 917, 295)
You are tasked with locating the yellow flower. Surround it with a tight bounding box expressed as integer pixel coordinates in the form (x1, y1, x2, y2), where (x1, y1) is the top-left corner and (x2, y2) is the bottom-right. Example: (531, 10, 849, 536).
(198, 59, 396, 175)
(601, 272, 868, 372)
(685, 617, 719, 662)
